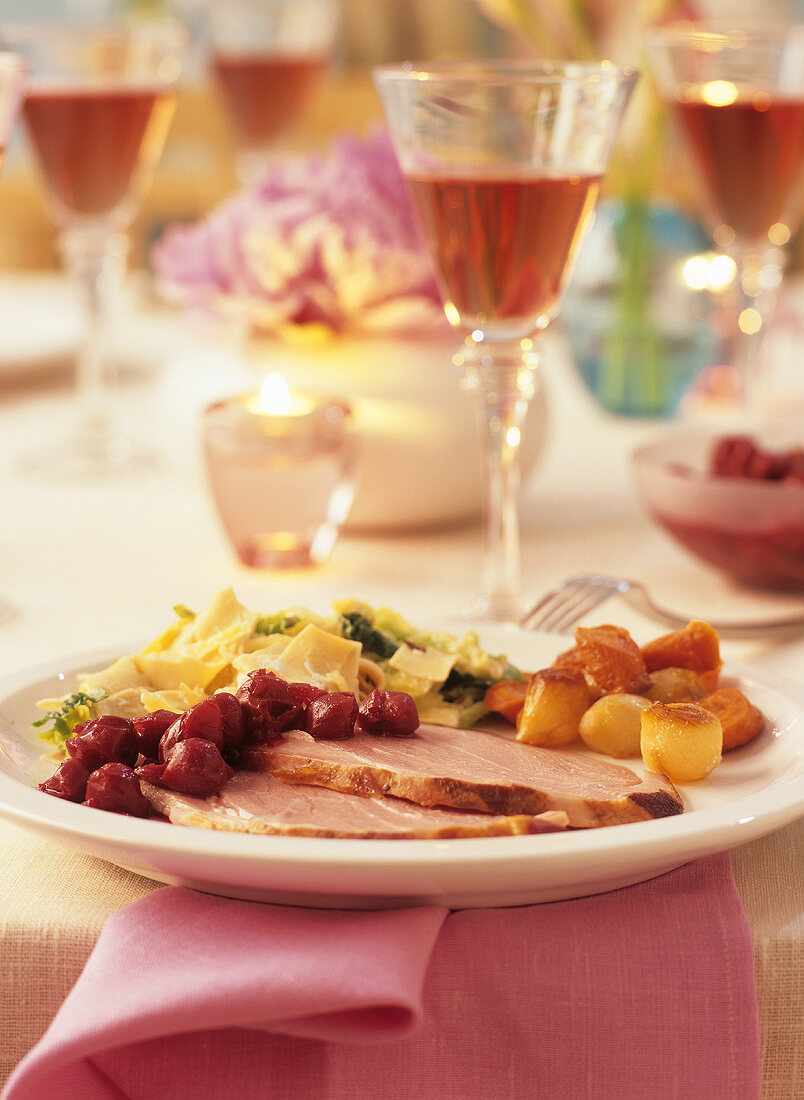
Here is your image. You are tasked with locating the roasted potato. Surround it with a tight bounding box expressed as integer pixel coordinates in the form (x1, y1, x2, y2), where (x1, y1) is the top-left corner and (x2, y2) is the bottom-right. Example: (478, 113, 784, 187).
(516, 668, 593, 747)
(578, 693, 650, 757)
(640, 700, 722, 782)
(644, 667, 707, 704)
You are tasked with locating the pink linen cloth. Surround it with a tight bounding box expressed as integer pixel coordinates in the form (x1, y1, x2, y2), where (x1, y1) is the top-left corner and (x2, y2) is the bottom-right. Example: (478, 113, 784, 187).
(3, 853, 760, 1100)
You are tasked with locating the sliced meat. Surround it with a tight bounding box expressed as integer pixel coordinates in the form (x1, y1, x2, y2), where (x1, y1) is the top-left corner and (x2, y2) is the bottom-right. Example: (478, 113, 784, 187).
(245, 723, 683, 828)
(140, 770, 568, 840)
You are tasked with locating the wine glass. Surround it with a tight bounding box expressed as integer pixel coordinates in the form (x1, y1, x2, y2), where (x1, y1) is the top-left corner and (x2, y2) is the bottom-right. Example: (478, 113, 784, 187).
(1, 22, 186, 480)
(375, 61, 637, 621)
(647, 22, 804, 411)
(0, 50, 27, 625)
(0, 51, 24, 170)
(207, 0, 338, 183)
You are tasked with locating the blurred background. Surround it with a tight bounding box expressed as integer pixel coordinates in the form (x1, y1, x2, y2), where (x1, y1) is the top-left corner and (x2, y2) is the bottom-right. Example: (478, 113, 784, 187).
(0, 0, 494, 271)
(2, 0, 802, 275)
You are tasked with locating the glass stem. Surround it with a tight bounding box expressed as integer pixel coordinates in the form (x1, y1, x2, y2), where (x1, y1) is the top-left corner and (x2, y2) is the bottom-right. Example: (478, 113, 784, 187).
(59, 225, 128, 447)
(723, 243, 784, 412)
(460, 339, 541, 621)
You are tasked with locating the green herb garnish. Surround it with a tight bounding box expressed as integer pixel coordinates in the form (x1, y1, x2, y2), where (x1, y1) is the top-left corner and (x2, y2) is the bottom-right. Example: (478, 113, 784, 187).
(340, 613, 399, 658)
(439, 668, 493, 705)
(255, 613, 300, 636)
(32, 689, 109, 748)
(173, 603, 196, 621)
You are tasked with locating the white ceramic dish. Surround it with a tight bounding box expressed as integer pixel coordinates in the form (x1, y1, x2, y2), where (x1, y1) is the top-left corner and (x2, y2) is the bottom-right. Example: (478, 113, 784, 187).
(631, 422, 804, 590)
(0, 626, 802, 909)
(251, 333, 545, 532)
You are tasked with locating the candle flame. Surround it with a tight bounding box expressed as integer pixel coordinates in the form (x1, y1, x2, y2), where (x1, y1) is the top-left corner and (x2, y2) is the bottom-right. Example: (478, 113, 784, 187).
(259, 373, 291, 415)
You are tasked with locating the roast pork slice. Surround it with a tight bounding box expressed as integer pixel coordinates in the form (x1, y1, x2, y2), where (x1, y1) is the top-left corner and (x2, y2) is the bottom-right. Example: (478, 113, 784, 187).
(140, 771, 569, 839)
(245, 724, 683, 828)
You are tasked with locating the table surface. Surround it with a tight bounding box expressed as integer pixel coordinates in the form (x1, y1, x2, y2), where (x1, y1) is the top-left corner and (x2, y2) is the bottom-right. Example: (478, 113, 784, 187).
(1, 276, 802, 1095)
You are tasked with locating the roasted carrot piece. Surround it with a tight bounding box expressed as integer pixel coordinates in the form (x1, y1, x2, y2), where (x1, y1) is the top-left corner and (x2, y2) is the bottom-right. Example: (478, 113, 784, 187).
(698, 668, 720, 693)
(641, 620, 721, 678)
(699, 687, 764, 751)
(552, 645, 586, 675)
(484, 679, 529, 725)
(574, 624, 649, 695)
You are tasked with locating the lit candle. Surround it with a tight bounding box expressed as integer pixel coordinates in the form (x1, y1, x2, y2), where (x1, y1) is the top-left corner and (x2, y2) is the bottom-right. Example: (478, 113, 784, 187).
(247, 372, 318, 419)
(202, 379, 357, 568)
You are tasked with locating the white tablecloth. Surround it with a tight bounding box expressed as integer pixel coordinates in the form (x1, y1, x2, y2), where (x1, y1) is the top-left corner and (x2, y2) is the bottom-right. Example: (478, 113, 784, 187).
(2, 276, 802, 672)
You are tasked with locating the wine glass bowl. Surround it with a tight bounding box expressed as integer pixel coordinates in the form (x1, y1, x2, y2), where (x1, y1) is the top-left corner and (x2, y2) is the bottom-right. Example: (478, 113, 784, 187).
(1, 21, 186, 480)
(646, 23, 804, 409)
(23, 85, 175, 225)
(207, 0, 338, 182)
(375, 60, 637, 620)
(16, 26, 181, 228)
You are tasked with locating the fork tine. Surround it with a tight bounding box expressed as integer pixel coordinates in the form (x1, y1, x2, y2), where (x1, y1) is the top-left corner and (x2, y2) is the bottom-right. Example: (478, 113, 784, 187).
(548, 584, 620, 633)
(519, 576, 584, 621)
(519, 580, 577, 630)
(521, 573, 631, 634)
(520, 575, 591, 632)
(535, 581, 601, 633)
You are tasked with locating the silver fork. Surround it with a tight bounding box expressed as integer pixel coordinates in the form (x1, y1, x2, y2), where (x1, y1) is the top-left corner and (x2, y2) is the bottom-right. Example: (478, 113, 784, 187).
(520, 573, 804, 639)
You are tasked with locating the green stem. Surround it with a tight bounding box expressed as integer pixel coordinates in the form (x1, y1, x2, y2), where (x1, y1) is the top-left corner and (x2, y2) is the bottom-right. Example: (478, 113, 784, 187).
(600, 196, 667, 416)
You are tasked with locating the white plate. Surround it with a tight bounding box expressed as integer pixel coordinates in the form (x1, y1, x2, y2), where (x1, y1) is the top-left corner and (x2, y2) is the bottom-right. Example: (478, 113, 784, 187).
(0, 627, 802, 909)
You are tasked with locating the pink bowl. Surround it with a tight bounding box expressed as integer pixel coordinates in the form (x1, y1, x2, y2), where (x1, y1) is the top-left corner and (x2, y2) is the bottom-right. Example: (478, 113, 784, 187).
(632, 426, 804, 591)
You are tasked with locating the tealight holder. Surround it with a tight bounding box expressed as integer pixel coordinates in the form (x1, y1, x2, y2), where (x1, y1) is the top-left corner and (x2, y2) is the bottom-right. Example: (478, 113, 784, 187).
(202, 374, 358, 568)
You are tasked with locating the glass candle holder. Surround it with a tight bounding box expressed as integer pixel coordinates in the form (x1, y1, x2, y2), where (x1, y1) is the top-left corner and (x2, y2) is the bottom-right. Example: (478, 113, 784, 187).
(202, 375, 358, 568)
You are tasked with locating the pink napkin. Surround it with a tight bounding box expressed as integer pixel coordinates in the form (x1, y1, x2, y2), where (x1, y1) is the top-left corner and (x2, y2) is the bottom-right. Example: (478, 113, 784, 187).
(3, 853, 760, 1100)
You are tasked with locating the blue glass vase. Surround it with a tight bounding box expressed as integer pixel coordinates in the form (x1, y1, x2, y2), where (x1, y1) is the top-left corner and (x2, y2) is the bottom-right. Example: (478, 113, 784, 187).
(562, 199, 717, 417)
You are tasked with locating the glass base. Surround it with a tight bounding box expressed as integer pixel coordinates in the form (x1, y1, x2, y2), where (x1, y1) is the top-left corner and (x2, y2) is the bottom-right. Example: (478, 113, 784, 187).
(19, 432, 159, 482)
(463, 590, 525, 624)
(236, 528, 337, 569)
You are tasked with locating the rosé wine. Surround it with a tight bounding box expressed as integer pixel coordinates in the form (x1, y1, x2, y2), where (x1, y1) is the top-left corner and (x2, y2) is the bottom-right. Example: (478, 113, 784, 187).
(405, 171, 601, 333)
(672, 91, 804, 242)
(23, 86, 176, 217)
(212, 51, 326, 146)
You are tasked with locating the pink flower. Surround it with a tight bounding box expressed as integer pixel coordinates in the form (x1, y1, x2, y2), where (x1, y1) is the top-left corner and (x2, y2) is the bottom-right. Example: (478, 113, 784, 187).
(152, 129, 447, 336)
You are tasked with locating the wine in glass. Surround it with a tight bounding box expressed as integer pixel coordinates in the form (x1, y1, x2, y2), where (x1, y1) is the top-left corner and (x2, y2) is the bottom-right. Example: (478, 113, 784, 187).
(647, 23, 804, 410)
(1, 22, 185, 479)
(207, 0, 338, 182)
(375, 61, 636, 620)
(0, 50, 27, 624)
